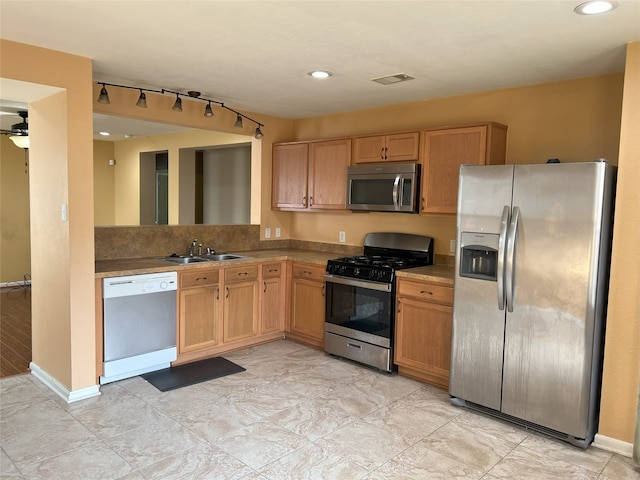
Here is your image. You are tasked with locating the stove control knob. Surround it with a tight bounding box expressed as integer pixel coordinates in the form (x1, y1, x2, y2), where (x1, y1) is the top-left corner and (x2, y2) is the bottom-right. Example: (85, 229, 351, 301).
(353, 268, 360, 277)
(369, 270, 376, 279)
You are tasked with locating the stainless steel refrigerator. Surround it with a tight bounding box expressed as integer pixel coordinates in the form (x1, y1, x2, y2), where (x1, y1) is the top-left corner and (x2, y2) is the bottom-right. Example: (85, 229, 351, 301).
(449, 161, 616, 448)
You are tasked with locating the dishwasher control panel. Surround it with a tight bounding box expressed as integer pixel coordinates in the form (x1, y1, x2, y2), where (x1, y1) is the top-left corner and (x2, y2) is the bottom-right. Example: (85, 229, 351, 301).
(103, 272, 177, 298)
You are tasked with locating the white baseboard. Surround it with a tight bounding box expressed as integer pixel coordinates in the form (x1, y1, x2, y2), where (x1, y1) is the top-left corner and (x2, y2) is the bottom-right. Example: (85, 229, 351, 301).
(593, 433, 634, 457)
(29, 362, 100, 403)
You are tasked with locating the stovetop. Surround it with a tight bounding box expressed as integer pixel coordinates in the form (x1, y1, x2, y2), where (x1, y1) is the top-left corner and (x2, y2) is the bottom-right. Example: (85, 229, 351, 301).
(326, 254, 431, 283)
(326, 232, 434, 284)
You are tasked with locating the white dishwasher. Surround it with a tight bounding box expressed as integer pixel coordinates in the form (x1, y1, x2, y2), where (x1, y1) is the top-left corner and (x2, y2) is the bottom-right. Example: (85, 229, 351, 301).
(100, 272, 177, 384)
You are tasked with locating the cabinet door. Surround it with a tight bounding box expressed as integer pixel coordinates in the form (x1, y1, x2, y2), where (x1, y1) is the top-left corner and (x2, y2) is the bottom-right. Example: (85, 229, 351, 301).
(421, 126, 487, 215)
(223, 280, 259, 343)
(353, 135, 386, 163)
(395, 295, 452, 389)
(290, 278, 325, 343)
(386, 132, 420, 161)
(421, 124, 507, 215)
(179, 285, 221, 355)
(272, 143, 309, 209)
(261, 263, 285, 334)
(308, 139, 351, 210)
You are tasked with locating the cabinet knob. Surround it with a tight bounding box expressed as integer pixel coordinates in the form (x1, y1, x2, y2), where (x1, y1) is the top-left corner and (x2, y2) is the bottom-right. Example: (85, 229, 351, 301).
(380, 147, 385, 160)
(196, 276, 208, 281)
(263, 281, 267, 293)
(420, 290, 433, 295)
(225, 286, 229, 298)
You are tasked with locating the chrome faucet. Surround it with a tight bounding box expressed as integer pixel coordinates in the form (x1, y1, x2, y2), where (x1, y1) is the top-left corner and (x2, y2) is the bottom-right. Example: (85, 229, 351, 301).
(189, 239, 198, 256)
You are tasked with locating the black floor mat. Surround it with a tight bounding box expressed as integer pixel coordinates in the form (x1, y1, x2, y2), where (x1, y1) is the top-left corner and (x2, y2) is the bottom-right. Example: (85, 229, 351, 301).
(141, 357, 245, 392)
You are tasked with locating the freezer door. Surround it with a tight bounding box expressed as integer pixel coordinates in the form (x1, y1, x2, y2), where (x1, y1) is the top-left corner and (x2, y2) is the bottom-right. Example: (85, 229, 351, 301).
(501, 162, 611, 438)
(450, 164, 514, 410)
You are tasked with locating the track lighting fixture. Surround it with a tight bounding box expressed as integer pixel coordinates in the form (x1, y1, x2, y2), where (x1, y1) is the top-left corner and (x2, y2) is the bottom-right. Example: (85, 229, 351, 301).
(95, 81, 265, 138)
(136, 90, 147, 108)
(172, 95, 183, 112)
(98, 83, 110, 104)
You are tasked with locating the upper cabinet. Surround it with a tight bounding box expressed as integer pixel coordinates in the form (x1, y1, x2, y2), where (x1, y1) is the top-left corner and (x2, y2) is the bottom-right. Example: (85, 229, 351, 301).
(420, 123, 507, 215)
(272, 138, 351, 211)
(272, 143, 309, 210)
(353, 132, 420, 163)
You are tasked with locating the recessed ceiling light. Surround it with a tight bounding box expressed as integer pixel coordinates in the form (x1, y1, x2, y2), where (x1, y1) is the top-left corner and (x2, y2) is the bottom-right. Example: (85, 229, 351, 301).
(308, 70, 333, 79)
(98, 131, 110, 136)
(574, 1, 618, 15)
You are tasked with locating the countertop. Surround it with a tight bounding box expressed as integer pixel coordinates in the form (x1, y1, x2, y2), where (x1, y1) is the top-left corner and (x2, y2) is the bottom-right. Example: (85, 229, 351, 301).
(396, 264, 455, 285)
(95, 248, 455, 284)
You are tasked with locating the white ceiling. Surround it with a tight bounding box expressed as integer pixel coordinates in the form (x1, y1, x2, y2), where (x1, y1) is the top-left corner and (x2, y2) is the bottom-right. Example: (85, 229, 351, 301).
(1, 0, 639, 138)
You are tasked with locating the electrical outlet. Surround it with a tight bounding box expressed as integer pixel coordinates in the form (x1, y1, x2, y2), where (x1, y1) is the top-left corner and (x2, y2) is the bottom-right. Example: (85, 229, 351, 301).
(275, 228, 281, 238)
(450, 239, 456, 253)
(339, 231, 346, 243)
(265, 227, 271, 239)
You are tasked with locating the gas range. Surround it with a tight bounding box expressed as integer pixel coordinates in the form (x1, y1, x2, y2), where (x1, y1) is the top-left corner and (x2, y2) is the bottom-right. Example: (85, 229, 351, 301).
(324, 232, 434, 372)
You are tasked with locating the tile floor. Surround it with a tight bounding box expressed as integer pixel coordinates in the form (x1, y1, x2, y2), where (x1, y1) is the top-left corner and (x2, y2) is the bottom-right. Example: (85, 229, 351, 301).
(1, 340, 638, 479)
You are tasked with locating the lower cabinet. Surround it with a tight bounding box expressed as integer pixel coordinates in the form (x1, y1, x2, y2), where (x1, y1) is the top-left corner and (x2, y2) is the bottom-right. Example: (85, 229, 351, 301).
(222, 264, 259, 343)
(260, 262, 285, 334)
(178, 268, 221, 357)
(394, 277, 453, 389)
(287, 262, 326, 348)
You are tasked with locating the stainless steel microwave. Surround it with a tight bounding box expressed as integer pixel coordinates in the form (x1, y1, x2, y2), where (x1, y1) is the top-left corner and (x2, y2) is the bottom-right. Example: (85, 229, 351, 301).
(346, 162, 420, 213)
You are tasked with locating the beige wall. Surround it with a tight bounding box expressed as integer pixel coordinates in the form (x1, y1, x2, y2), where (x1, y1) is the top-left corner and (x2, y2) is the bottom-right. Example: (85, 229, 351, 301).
(93, 140, 115, 226)
(599, 42, 640, 445)
(0, 135, 31, 283)
(1, 39, 95, 391)
(289, 74, 623, 256)
(105, 129, 251, 225)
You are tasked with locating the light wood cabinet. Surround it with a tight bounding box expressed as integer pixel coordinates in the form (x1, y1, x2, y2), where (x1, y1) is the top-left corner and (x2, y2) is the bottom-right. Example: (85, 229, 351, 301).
(395, 277, 453, 389)
(287, 262, 326, 348)
(272, 139, 351, 211)
(308, 139, 351, 210)
(260, 262, 285, 334)
(353, 131, 420, 163)
(178, 268, 221, 357)
(421, 122, 507, 215)
(222, 264, 259, 344)
(272, 143, 309, 209)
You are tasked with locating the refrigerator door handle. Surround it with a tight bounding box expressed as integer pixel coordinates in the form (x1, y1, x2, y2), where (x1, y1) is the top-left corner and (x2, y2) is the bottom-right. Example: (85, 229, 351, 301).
(497, 205, 510, 311)
(505, 206, 520, 312)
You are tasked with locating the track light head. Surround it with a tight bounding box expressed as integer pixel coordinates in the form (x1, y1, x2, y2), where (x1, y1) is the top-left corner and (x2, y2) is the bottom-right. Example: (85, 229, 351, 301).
(98, 84, 110, 104)
(255, 126, 264, 139)
(136, 90, 147, 108)
(234, 114, 243, 128)
(172, 95, 183, 112)
(204, 102, 214, 117)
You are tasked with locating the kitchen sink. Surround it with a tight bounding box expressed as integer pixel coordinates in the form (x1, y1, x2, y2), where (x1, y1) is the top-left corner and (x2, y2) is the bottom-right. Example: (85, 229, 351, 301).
(162, 253, 249, 264)
(200, 254, 248, 261)
(162, 255, 209, 264)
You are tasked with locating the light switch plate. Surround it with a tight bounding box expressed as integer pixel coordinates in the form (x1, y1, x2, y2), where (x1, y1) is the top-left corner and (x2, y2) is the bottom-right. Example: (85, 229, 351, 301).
(275, 228, 281, 238)
(450, 239, 456, 253)
(339, 231, 346, 243)
(265, 228, 271, 239)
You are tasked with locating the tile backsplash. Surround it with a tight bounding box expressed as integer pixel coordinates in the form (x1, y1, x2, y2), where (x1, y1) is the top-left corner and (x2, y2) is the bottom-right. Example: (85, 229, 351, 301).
(94, 225, 362, 261)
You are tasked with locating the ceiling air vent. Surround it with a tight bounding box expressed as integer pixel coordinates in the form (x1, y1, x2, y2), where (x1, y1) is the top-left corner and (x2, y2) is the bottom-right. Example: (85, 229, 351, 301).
(371, 73, 415, 85)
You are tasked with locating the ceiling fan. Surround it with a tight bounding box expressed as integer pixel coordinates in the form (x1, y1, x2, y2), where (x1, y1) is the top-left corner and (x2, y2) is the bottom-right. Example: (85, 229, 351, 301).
(1, 110, 30, 149)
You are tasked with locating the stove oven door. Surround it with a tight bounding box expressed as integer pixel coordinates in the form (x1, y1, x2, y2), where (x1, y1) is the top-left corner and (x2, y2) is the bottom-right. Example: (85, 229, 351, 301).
(324, 275, 393, 348)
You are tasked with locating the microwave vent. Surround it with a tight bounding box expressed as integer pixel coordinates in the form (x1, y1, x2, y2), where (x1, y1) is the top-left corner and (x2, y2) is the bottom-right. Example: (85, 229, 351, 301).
(371, 73, 415, 85)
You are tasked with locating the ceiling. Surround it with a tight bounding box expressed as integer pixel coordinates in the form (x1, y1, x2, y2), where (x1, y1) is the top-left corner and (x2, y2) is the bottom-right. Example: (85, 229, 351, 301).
(1, 0, 639, 138)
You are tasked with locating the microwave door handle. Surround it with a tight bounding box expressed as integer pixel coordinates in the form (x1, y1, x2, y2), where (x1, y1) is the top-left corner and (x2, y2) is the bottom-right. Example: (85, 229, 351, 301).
(392, 175, 401, 210)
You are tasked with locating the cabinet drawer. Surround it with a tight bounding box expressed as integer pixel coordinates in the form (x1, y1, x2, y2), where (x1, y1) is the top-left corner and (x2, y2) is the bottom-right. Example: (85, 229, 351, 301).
(262, 262, 283, 279)
(225, 264, 259, 283)
(180, 269, 220, 289)
(291, 263, 325, 282)
(397, 279, 453, 305)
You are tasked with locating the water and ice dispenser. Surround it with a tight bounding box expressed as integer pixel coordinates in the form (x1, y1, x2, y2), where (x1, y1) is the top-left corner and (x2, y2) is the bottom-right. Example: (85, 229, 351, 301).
(459, 232, 499, 281)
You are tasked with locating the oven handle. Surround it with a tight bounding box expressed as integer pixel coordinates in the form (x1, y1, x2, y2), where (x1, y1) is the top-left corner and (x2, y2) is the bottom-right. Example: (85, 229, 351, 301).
(324, 274, 392, 292)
